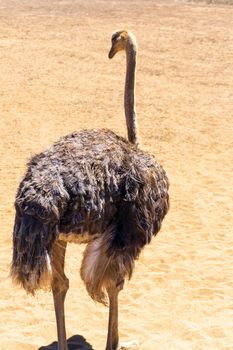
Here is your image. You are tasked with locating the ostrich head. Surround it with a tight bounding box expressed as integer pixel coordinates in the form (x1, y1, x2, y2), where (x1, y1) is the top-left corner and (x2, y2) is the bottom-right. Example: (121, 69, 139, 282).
(108, 30, 137, 59)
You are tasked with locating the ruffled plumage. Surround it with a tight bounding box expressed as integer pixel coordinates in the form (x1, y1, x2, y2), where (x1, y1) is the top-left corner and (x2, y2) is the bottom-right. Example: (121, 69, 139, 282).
(11, 128, 169, 299)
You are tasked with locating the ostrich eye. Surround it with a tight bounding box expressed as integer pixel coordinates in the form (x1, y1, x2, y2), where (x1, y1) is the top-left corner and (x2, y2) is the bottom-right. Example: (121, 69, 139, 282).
(112, 33, 119, 42)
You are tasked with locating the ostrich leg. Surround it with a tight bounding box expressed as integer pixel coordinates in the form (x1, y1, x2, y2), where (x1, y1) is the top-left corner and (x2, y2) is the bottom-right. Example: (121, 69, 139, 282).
(51, 240, 69, 350)
(105, 281, 124, 350)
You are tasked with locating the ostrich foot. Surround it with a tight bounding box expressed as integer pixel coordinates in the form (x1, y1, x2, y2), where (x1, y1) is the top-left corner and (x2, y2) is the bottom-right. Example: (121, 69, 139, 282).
(117, 339, 139, 349)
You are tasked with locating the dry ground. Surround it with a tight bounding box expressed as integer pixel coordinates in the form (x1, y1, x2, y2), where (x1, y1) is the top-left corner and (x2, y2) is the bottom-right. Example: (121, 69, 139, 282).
(0, 1, 233, 349)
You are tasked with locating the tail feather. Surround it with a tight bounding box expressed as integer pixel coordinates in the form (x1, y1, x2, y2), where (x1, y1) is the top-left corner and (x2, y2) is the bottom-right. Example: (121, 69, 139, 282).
(80, 201, 147, 305)
(80, 232, 135, 305)
(11, 211, 58, 294)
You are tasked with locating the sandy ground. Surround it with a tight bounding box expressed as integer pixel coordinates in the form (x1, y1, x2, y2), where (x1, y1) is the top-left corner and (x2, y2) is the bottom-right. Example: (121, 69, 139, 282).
(0, 0, 233, 349)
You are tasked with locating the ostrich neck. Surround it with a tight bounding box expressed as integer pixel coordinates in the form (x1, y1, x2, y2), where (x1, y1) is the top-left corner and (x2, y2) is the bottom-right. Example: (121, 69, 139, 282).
(124, 45, 137, 144)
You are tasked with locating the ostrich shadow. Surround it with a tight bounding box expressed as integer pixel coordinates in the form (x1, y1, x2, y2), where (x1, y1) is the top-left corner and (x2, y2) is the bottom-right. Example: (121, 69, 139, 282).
(38, 334, 94, 350)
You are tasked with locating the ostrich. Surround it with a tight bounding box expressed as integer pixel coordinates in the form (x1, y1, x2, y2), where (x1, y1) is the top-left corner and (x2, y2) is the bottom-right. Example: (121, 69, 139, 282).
(11, 30, 169, 350)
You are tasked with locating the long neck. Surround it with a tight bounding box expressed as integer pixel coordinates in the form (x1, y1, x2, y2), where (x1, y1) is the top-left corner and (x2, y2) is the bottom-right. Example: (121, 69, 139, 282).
(124, 40, 137, 145)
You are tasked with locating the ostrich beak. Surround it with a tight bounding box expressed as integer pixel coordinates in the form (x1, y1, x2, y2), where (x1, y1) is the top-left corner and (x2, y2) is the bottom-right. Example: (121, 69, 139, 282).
(108, 44, 117, 59)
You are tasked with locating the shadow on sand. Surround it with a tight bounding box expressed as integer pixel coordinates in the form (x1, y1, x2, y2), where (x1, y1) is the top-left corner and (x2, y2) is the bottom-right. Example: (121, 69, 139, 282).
(38, 334, 94, 350)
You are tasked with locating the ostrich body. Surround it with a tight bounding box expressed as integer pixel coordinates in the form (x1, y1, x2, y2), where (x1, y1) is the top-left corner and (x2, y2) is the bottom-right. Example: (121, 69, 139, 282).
(11, 30, 169, 350)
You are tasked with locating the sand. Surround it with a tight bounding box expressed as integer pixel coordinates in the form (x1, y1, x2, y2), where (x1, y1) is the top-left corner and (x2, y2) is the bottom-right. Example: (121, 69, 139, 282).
(0, 1, 233, 349)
